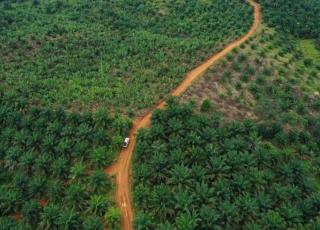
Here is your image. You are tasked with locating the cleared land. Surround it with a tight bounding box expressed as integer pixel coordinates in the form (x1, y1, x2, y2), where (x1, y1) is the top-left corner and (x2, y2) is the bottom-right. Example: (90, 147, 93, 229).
(181, 25, 320, 123)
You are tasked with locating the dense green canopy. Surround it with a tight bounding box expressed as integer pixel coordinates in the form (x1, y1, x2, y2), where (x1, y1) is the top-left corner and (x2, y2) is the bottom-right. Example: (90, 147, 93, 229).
(0, 0, 252, 112)
(133, 99, 320, 229)
(259, 0, 320, 38)
(0, 88, 130, 229)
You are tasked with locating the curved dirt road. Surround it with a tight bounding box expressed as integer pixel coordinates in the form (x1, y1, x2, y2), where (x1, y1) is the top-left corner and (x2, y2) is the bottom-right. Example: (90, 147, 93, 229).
(106, 1, 260, 229)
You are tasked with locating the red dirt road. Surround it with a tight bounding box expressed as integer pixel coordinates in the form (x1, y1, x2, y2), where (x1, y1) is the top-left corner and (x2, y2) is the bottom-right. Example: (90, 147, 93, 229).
(105, 1, 261, 229)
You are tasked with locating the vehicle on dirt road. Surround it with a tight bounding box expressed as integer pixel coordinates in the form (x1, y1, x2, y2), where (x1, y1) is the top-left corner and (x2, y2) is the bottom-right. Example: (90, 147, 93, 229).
(123, 137, 130, 148)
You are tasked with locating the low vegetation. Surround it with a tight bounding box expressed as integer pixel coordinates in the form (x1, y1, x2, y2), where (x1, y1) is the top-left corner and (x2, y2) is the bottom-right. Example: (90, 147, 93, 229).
(182, 25, 320, 124)
(0, 88, 130, 229)
(299, 39, 320, 63)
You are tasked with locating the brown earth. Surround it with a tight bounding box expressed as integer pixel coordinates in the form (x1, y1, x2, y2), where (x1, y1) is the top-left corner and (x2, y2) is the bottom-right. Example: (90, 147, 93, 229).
(105, 1, 261, 229)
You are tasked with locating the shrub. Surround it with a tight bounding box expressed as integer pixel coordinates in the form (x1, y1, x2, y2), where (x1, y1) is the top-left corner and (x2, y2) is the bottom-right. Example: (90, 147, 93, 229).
(312, 99, 320, 111)
(21, 200, 40, 224)
(227, 53, 234, 61)
(245, 66, 255, 75)
(0, 217, 17, 229)
(262, 68, 273, 76)
(256, 75, 266, 84)
(32, 0, 40, 7)
(249, 84, 260, 98)
(105, 207, 121, 230)
(275, 131, 288, 145)
(200, 99, 212, 113)
(232, 61, 241, 72)
(241, 74, 250, 82)
(83, 216, 104, 230)
(258, 121, 283, 139)
(304, 58, 314, 67)
(235, 82, 242, 90)
(238, 54, 248, 62)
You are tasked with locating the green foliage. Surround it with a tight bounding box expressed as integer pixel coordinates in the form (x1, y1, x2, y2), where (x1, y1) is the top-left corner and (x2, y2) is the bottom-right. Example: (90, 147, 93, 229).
(39, 204, 60, 229)
(200, 99, 212, 112)
(0, 217, 17, 230)
(88, 170, 112, 194)
(88, 195, 110, 217)
(105, 206, 121, 230)
(299, 39, 320, 62)
(260, 0, 320, 38)
(56, 208, 81, 229)
(133, 101, 320, 229)
(83, 216, 104, 230)
(185, 24, 320, 144)
(21, 200, 40, 224)
(0, 0, 252, 112)
(0, 89, 130, 228)
(258, 121, 282, 139)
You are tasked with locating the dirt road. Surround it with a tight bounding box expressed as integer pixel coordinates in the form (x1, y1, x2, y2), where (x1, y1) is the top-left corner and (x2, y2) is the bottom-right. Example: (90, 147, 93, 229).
(105, 1, 260, 229)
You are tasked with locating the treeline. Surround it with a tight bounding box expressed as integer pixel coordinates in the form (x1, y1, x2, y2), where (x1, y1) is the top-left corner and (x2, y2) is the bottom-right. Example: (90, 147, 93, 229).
(0, 88, 131, 229)
(133, 99, 320, 229)
(259, 0, 320, 38)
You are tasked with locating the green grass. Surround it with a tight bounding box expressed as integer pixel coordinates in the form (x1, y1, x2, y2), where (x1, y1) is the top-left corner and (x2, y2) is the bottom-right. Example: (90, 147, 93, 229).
(299, 39, 320, 62)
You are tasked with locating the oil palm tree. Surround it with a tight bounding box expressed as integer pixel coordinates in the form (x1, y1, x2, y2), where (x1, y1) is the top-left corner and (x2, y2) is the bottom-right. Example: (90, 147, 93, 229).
(64, 184, 87, 210)
(39, 203, 60, 230)
(57, 208, 81, 230)
(105, 206, 120, 229)
(88, 195, 110, 217)
(47, 179, 63, 202)
(173, 188, 194, 212)
(198, 205, 220, 230)
(134, 212, 155, 230)
(19, 152, 35, 174)
(156, 221, 176, 230)
(195, 181, 215, 204)
(69, 161, 86, 180)
(83, 216, 103, 230)
(88, 170, 111, 194)
(51, 157, 68, 179)
(21, 199, 40, 225)
(175, 210, 199, 230)
(0, 187, 21, 215)
(149, 184, 174, 221)
(168, 164, 191, 187)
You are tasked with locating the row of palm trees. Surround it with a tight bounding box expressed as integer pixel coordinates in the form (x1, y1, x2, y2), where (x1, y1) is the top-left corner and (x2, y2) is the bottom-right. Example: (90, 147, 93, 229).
(133, 100, 320, 230)
(0, 92, 127, 229)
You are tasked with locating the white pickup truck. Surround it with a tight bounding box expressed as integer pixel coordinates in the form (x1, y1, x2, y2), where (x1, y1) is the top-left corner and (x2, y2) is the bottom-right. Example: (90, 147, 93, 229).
(123, 137, 130, 148)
